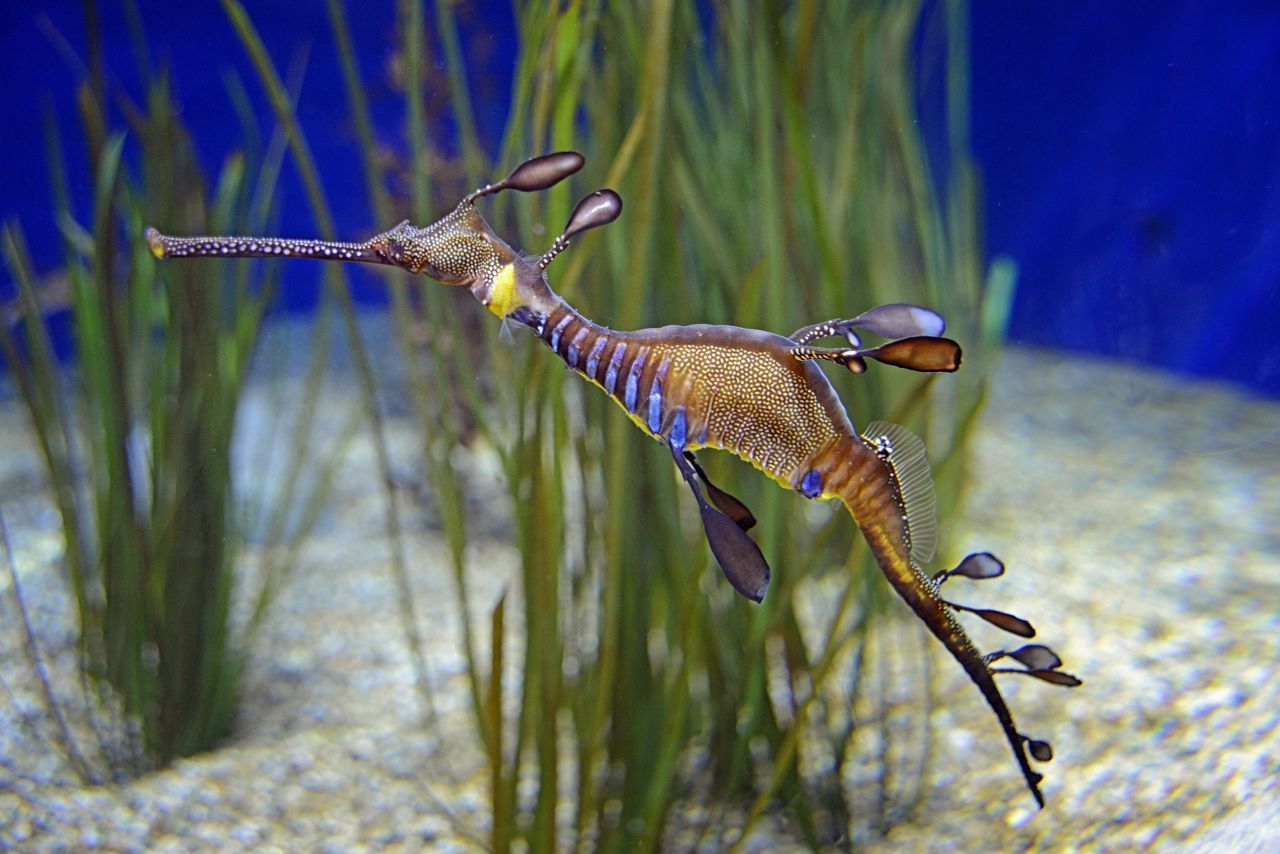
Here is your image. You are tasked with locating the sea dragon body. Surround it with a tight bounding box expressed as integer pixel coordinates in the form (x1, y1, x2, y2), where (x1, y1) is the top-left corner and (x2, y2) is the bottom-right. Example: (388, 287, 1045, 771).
(147, 151, 1078, 808)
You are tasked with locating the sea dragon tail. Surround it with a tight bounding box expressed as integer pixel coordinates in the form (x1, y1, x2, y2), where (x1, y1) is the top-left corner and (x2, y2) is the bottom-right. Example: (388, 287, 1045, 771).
(832, 433, 1062, 808)
(848, 504, 1045, 806)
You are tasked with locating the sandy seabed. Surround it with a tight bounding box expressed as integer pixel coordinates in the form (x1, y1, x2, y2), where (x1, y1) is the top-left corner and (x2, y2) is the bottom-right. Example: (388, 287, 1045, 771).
(2, 335, 1278, 852)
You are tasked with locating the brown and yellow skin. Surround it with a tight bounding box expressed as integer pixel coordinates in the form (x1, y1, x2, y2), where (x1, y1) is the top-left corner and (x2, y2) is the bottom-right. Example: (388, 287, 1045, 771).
(146, 152, 1077, 810)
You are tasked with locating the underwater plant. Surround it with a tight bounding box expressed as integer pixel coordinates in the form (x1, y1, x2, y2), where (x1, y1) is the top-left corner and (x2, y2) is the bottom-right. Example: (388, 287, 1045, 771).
(0, 11, 352, 771)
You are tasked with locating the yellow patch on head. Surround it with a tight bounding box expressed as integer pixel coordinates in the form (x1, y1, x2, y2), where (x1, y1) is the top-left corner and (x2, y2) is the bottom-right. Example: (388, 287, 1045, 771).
(144, 228, 166, 259)
(486, 263, 518, 318)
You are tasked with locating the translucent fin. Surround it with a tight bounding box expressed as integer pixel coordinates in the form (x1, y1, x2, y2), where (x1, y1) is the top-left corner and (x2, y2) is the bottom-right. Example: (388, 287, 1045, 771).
(864, 421, 938, 564)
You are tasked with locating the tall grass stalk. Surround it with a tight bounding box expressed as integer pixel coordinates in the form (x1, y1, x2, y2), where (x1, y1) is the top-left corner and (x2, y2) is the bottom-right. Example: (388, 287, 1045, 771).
(0, 10, 343, 770)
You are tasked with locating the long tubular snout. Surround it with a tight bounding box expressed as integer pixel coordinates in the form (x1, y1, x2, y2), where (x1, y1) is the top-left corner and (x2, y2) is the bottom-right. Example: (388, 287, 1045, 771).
(145, 227, 391, 266)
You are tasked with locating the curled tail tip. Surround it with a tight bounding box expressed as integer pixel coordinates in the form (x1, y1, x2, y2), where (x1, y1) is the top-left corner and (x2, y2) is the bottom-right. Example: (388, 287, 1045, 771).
(144, 227, 166, 259)
(932, 552, 1079, 811)
(1025, 762, 1046, 805)
(1012, 737, 1048, 808)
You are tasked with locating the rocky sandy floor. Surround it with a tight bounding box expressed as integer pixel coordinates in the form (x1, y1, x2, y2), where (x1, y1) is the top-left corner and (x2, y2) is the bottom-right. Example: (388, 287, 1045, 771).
(1, 342, 1278, 851)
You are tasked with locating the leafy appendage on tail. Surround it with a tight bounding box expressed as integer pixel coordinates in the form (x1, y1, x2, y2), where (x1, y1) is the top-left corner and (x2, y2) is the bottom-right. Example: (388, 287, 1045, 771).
(844, 425, 1080, 808)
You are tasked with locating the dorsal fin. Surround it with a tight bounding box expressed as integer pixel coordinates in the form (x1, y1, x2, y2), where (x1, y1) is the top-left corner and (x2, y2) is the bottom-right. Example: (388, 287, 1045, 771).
(864, 421, 937, 564)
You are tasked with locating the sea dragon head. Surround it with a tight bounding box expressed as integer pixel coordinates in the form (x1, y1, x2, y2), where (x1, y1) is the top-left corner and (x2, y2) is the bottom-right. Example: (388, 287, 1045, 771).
(145, 151, 621, 324)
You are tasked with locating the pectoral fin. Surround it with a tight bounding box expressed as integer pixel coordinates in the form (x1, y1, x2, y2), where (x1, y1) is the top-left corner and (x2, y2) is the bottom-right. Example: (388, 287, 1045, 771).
(672, 447, 770, 602)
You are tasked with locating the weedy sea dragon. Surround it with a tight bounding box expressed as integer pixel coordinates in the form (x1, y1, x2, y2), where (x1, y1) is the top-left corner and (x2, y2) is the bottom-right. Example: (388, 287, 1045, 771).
(146, 151, 1080, 808)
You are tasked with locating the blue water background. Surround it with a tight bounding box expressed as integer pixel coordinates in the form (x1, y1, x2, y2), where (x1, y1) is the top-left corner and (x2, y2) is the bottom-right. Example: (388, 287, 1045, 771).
(2, 1, 1278, 396)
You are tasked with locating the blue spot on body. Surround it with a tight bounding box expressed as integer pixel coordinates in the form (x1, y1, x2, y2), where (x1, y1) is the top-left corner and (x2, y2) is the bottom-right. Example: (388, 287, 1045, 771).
(567, 330, 588, 369)
(549, 315, 572, 352)
(647, 383, 663, 432)
(624, 353, 646, 412)
(624, 371, 639, 411)
(586, 338, 607, 378)
(670, 406, 687, 449)
(605, 343, 626, 394)
(800, 469, 823, 499)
